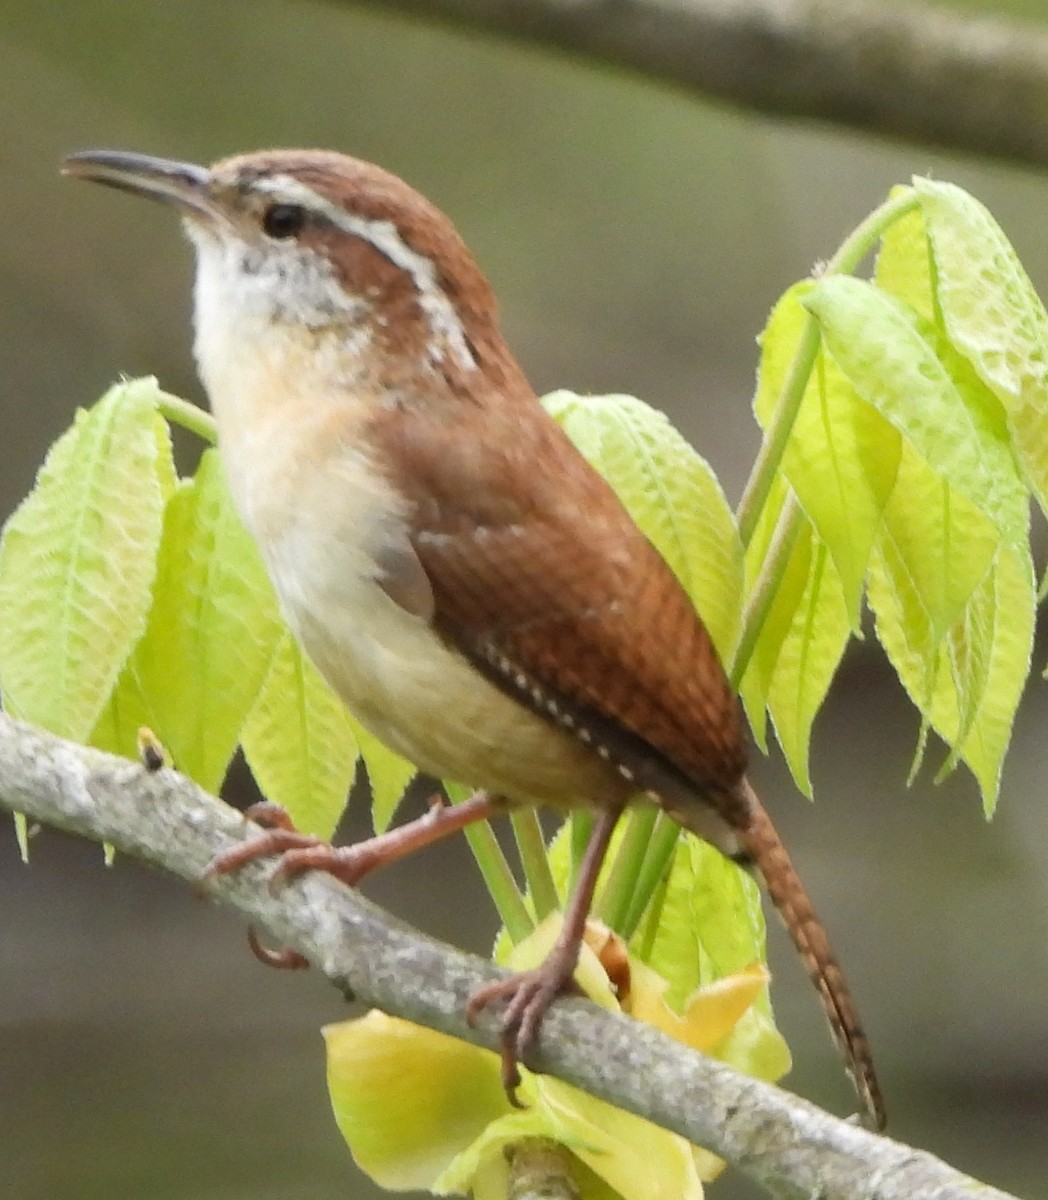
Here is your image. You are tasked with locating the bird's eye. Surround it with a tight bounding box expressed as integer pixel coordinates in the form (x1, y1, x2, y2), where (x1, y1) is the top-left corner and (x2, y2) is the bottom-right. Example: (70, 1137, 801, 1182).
(261, 203, 306, 239)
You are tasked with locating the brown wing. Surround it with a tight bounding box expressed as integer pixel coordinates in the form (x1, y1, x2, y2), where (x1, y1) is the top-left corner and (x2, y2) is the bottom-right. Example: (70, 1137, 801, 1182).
(374, 386, 749, 824)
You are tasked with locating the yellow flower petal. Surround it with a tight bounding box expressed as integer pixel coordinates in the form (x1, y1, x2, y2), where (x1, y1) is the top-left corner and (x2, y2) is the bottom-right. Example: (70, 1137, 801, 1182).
(534, 1076, 707, 1199)
(436, 1073, 710, 1200)
(324, 918, 787, 1197)
(627, 960, 770, 1051)
(506, 914, 620, 1012)
(713, 1005, 793, 1083)
(323, 1011, 510, 1191)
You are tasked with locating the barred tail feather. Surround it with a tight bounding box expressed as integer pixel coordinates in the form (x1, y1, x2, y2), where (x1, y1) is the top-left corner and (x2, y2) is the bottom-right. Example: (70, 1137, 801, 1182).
(737, 778, 886, 1130)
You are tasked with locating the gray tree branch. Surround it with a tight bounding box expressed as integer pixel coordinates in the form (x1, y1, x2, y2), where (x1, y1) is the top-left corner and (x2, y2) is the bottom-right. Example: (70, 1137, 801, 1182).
(0, 711, 1023, 1199)
(339, 0, 1048, 169)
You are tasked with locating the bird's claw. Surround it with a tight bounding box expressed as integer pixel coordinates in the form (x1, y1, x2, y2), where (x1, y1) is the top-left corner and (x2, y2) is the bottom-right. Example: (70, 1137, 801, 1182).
(246, 926, 309, 970)
(466, 960, 578, 1104)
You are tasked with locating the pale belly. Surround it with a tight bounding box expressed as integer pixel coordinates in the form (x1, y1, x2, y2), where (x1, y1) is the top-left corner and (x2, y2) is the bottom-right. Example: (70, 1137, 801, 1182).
(231, 437, 617, 808)
(290, 571, 609, 806)
(280, 558, 616, 807)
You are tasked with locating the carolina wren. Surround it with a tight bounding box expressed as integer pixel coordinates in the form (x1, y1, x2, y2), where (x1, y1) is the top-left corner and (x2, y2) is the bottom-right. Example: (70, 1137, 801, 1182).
(64, 148, 885, 1129)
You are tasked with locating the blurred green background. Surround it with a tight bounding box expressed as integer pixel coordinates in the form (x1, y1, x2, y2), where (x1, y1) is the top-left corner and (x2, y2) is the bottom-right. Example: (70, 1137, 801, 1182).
(2, 1, 1047, 1197)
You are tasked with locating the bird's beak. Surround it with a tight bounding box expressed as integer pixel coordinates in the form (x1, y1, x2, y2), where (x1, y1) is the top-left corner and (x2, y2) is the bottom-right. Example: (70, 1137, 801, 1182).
(62, 150, 217, 222)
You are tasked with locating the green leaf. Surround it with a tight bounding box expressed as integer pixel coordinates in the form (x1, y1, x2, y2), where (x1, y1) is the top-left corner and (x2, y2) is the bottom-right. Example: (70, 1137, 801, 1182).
(240, 631, 358, 838)
(913, 179, 1048, 401)
(867, 465, 1032, 811)
(0, 378, 173, 740)
(804, 277, 1028, 550)
(687, 837, 767, 982)
(92, 449, 282, 792)
(640, 836, 771, 1020)
(913, 178, 1048, 523)
(543, 390, 743, 663)
(752, 282, 819, 430)
(876, 199, 1019, 526)
(350, 718, 416, 834)
(89, 662, 152, 763)
(943, 543, 1034, 812)
(873, 226, 1018, 662)
(873, 192, 936, 320)
(871, 442, 1000, 653)
(766, 540, 851, 796)
(754, 285, 900, 625)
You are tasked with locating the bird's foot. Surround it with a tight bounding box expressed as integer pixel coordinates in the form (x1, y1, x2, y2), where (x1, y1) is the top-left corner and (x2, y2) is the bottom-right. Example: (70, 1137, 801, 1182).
(201, 801, 384, 893)
(466, 940, 582, 1105)
(200, 803, 389, 972)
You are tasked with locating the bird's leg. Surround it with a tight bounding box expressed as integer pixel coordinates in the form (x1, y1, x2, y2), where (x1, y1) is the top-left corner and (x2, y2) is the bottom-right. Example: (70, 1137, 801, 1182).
(202, 789, 501, 891)
(467, 801, 624, 1102)
(204, 790, 504, 971)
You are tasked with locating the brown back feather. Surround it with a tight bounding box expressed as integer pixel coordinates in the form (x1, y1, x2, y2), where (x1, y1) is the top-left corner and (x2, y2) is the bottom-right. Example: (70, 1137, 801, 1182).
(373, 386, 749, 822)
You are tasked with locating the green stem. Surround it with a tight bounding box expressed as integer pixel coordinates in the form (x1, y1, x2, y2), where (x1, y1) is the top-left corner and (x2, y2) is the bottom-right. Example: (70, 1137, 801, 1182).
(634, 853, 674, 960)
(735, 319, 820, 549)
(825, 188, 921, 277)
(156, 390, 217, 444)
(728, 492, 805, 689)
(463, 821, 534, 945)
(620, 814, 680, 940)
(510, 809, 560, 919)
(570, 810, 594, 888)
(596, 806, 658, 933)
(735, 188, 919, 548)
(441, 783, 532, 941)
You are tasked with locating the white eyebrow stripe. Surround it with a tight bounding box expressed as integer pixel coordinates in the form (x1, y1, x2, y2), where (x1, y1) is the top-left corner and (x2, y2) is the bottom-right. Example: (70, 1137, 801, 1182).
(256, 174, 477, 373)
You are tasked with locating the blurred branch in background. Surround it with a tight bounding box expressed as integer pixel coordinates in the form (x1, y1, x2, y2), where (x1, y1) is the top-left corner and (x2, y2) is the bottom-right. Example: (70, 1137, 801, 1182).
(342, 0, 1048, 168)
(0, 710, 1024, 1200)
